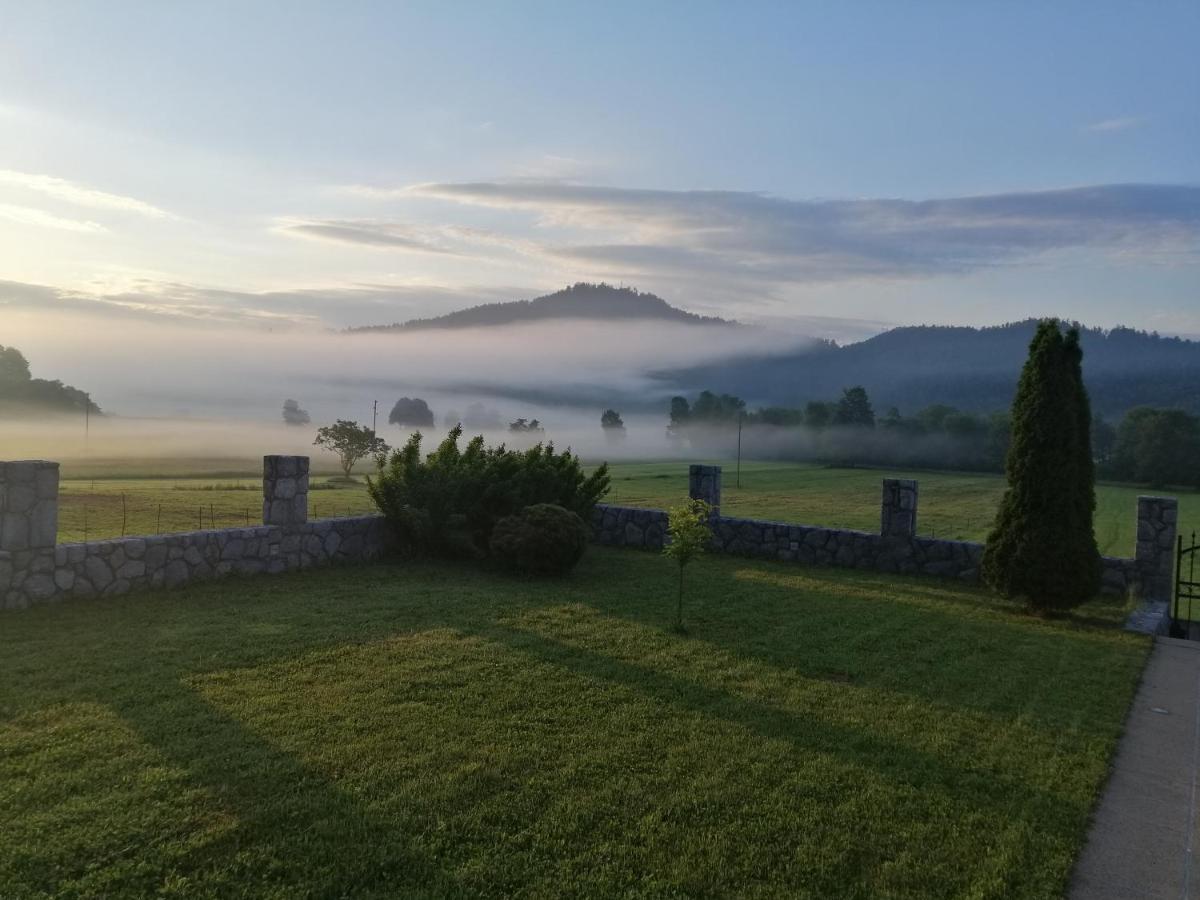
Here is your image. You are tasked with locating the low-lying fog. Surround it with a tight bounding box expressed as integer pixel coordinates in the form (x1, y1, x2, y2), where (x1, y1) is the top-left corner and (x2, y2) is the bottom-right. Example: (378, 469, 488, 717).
(2, 308, 810, 466)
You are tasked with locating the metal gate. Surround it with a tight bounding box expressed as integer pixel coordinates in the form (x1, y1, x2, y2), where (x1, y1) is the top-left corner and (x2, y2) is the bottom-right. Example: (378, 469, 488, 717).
(1169, 531, 1199, 639)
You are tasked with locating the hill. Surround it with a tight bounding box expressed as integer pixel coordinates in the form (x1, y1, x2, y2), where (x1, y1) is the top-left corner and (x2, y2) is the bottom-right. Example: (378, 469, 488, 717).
(661, 321, 1200, 418)
(0, 344, 100, 416)
(350, 282, 733, 331)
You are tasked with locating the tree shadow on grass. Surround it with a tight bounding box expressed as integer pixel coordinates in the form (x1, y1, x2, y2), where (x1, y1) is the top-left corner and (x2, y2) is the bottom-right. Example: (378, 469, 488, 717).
(471, 620, 1082, 831)
(96, 676, 460, 899)
(564, 551, 1147, 737)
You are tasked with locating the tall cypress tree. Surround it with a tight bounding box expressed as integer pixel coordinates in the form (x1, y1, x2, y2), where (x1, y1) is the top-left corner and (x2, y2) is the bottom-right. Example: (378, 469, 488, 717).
(982, 320, 1101, 610)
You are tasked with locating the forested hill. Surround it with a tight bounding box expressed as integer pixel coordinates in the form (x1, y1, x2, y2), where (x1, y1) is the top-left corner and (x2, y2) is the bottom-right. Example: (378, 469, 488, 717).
(350, 283, 733, 331)
(0, 344, 100, 415)
(663, 321, 1200, 418)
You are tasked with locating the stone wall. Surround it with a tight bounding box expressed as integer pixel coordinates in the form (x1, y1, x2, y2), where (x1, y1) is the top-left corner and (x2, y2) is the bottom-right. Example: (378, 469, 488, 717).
(592, 464, 1176, 599)
(1, 456, 1180, 615)
(1, 455, 393, 610)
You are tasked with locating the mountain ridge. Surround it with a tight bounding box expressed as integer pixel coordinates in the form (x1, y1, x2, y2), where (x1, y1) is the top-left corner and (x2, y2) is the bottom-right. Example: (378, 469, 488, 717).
(660, 319, 1200, 418)
(349, 282, 734, 332)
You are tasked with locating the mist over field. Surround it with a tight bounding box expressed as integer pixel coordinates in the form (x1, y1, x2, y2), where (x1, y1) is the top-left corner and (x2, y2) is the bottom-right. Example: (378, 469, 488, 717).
(1, 306, 813, 468)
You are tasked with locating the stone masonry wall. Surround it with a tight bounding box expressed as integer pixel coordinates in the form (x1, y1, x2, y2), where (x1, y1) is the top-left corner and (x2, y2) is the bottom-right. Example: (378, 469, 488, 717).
(591, 464, 1174, 598)
(1, 455, 394, 610)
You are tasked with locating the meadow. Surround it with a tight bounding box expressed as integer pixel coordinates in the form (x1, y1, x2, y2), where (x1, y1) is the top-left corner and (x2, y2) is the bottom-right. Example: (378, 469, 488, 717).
(0, 547, 1147, 898)
(55, 458, 1200, 558)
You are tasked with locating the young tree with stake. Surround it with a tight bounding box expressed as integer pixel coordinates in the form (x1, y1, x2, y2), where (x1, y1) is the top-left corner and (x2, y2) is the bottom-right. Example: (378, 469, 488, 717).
(663, 499, 712, 632)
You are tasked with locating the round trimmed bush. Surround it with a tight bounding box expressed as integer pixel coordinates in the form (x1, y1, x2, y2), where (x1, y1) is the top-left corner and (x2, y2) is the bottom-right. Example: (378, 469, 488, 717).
(489, 503, 589, 575)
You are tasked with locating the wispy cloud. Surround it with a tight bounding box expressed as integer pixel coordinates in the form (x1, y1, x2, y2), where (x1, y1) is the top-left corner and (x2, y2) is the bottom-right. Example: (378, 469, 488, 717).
(275, 218, 458, 253)
(0, 278, 532, 328)
(0, 169, 174, 219)
(1086, 116, 1144, 133)
(408, 181, 1200, 286)
(0, 203, 107, 233)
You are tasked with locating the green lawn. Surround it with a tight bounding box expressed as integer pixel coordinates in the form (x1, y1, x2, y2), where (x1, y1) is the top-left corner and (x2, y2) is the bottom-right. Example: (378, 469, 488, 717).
(55, 460, 1199, 558)
(1, 548, 1147, 898)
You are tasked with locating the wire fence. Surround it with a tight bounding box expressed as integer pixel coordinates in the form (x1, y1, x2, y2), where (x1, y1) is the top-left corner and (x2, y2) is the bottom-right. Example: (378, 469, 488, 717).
(56, 493, 378, 543)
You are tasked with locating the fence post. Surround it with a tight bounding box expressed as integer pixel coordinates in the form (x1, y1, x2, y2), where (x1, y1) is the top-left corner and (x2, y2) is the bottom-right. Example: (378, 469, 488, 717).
(0, 460, 60, 609)
(880, 478, 918, 539)
(1135, 496, 1177, 603)
(688, 465, 722, 516)
(263, 456, 309, 529)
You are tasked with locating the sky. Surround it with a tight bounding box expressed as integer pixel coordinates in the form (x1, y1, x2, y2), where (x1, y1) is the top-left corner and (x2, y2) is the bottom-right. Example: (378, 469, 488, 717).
(1, 0, 1198, 344)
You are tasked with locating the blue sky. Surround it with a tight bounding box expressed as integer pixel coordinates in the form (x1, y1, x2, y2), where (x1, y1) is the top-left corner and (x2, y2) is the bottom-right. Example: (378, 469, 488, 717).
(1, 0, 1197, 338)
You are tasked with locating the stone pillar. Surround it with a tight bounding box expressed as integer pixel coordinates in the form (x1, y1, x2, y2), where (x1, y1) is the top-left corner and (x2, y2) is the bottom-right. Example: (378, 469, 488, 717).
(1136, 496, 1177, 603)
(688, 465, 722, 515)
(0, 460, 60, 609)
(880, 478, 918, 539)
(263, 456, 309, 529)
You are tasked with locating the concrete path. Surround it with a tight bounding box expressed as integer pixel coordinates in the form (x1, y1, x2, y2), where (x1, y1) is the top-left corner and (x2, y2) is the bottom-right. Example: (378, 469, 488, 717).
(1070, 636, 1200, 899)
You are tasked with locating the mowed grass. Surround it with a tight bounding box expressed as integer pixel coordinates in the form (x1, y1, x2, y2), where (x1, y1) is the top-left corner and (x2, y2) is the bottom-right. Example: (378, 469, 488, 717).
(0, 547, 1147, 899)
(55, 460, 1200, 557)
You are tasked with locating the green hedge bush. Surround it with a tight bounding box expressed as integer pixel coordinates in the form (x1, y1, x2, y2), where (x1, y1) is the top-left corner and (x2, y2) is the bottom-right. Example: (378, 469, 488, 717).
(368, 426, 609, 558)
(490, 504, 590, 575)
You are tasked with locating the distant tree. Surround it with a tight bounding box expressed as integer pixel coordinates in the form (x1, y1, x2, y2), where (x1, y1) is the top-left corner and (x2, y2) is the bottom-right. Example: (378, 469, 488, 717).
(982, 320, 1100, 610)
(1091, 416, 1117, 467)
(601, 409, 626, 442)
(663, 499, 712, 633)
(1112, 407, 1200, 488)
(314, 420, 390, 478)
(915, 404, 958, 432)
(691, 390, 745, 425)
(804, 401, 833, 429)
(281, 399, 311, 426)
(442, 409, 461, 429)
(833, 386, 875, 428)
(667, 396, 691, 438)
(0, 345, 32, 384)
(389, 397, 435, 429)
(747, 406, 804, 427)
(509, 418, 545, 434)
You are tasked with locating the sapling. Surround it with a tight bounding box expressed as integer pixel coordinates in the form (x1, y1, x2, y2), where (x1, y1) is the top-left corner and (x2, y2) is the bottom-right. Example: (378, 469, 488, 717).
(663, 499, 712, 632)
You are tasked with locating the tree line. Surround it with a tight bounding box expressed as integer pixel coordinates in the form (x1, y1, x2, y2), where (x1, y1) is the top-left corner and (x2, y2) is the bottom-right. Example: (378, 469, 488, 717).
(0, 345, 100, 415)
(667, 386, 1199, 488)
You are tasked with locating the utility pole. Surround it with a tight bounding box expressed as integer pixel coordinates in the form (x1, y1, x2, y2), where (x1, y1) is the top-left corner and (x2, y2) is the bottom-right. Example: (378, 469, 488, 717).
(372, 400, 378, 436)
(736, 411, 743, 489)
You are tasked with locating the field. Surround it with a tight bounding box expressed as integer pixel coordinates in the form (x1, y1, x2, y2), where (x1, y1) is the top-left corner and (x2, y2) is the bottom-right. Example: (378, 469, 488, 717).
(0, 547, 1147, 898)
(56, 459, 1200, 558)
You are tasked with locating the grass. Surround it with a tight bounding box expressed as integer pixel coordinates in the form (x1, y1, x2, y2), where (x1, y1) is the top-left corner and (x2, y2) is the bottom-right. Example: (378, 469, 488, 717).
(54, 460, 1199, 557)
(605, 460, 1200, 556)
(1, 547, 1147, 898)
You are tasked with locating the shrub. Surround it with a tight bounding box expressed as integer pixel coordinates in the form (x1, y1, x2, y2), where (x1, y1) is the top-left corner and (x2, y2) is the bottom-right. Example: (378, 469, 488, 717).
(369, 426, 610, 558)
(490, 504, 590, 575)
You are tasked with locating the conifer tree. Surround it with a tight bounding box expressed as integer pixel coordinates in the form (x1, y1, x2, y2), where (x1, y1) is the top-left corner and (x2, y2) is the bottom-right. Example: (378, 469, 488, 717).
(982, 320, 1101, 610)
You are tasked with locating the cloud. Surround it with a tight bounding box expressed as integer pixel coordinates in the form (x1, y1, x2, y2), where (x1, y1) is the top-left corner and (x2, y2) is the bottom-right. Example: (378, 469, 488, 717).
(276, 218, 458, 253)
(0, 278, 534, 329)
(1086, 117, 1144, 133)
(0, 203, 107, 233)
(0, 169, 174, 219)
(408, 181, 1200, 285)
